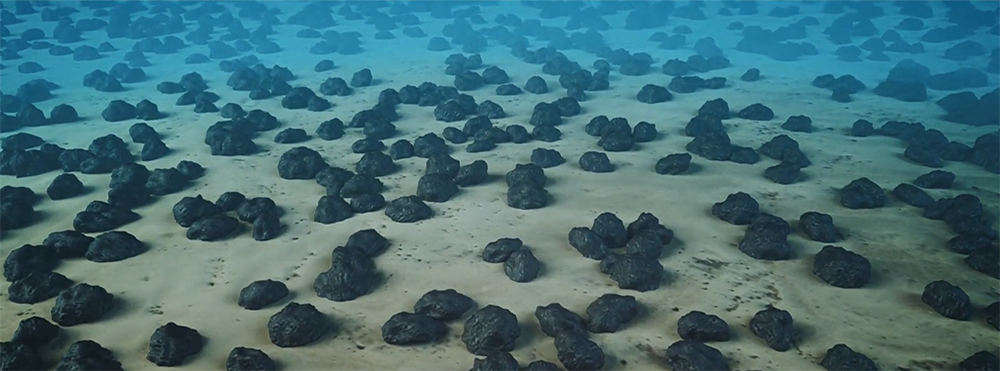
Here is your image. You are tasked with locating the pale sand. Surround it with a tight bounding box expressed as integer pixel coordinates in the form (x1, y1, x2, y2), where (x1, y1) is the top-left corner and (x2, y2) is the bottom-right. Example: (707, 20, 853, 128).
(1, 1, 998, 370)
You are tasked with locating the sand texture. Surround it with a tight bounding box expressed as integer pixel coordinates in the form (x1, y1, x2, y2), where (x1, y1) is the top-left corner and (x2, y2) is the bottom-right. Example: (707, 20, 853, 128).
(1, 1, 998, 370)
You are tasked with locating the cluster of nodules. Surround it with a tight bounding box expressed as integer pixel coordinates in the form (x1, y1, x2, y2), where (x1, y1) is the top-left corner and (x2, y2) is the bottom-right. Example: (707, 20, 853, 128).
(0, 80, 79, 132)
(585, 115, 658, 155)
(566, 212, 674, 292)
(0, 124, 170, 193)
(662, 302, 887, 371)
(851, 120, 999, 174)
(872, 59, 993, 104)
(935, 87, 998, 128)
(172, 192, 281, 242)
(83, 62, 147, 94)
(203, 109, 279, 156)
(665, 306, 890, 371)
(222, 63, 299, 105)
(712, 184, 999, 317)
(270, 138, 487, 224)
(841, 173, 999, 273)
(3, 227, 145, 304)
(713, 192, 859, 272)
(76, 161, 203, 234)
(386, 289, 639, 370)
(285, 3, 378, 55)
(477, 237, 540, 282)
(504, 163, 548, 210)
(312, 229, 392, 302)
(156, 71, 225, 114)
(677, 99, 815, 184)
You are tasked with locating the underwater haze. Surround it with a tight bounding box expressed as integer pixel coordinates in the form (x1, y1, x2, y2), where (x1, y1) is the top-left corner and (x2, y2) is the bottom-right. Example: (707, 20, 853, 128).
(0, 0, 998, 370)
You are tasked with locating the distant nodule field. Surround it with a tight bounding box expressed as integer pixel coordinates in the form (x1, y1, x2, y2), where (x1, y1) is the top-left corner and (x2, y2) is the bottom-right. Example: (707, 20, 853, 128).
(0, 1, 998, 370)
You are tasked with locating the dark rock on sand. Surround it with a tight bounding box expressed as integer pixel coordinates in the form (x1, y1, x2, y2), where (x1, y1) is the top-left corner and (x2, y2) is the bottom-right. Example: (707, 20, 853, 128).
(274, 128, 309, 144)
(892, 183, 934, 208)
(317, 118, 345, 140)
(462, 305, 520, 356)
(568, 227, 610, 260)
(799, 212, 840, 242)
(664, 341, 731, 371)
(267, 302, 329, 347)
(47, 173, 84, 200)
(738, 103, 774, 120)
(579, 151, 614, 173)
(417, 174, 459, 202)
(186, 214, 239, 241)
(220, 103, 246, 119)
(351, 68, 373, 88)
(813, 245, 871, 288)
(738, 213, 793, 261)
(382, 312, 448, 345)
(215, 192, 246, 213)
(655, 153, 692, 175)
(554, 333, 605, 370)
(636, 84, 672, 103)
(252, 213, 282, 241)
(712, 192, 759, 225)
(841, 178, 886, 209)
(140, 140, 169, 161)
(129, 123, 160, 144)
(482, 238, 523, 264)
(3, 244, 57, 282)
(278, 147, 328, 180)
(351, 194, 386, 213)
(8, 271, 73, 304)
(176, 161, 204, 180)
(535, 303, 587, 338)
(820, 344, 878, 371)
(531, 148, 564, 168)
(921, 280, 972, 320)
(51, 283, 114, 326)
(677, 311, 731, 342)
(314, 245, 380, 302)
(965, 246, 999, 278)
(10, 316, 60, 347)
(226, 347, 275, 371)
(49, 104, 78, 124)
(86, 231, 145, 262)
(102, 100, 136, 122)
(749, 306, 795, 351)
(603, 254, 664, 292)
(385, 196, 433, 223)
(356, 152, 396, 177)
(314, 196, 354, 224)
(586, 293, 638, 333)
(238, 279, 289, 310)
(344, 229, 390, 258)
(56, 340, 123, 371)
(73, 201, 140, 233)
(2, 133, 43, 150)
(172, 196, 222, 228)
(146, 323, 203, 367)
(504, 249, 540, 282)
(414, 289, 475, 321)
(314, 60, 335, 72)
(42, 230, 93, 259)
(913, 170, 955, 189)
(145, 168, 188, 196)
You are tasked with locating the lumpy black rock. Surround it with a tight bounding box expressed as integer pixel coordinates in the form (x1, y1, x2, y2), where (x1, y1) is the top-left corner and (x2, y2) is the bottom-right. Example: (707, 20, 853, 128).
(146, 322, 204, 367)
(267, 302, 330, 347)
(461, 305, 520, 356)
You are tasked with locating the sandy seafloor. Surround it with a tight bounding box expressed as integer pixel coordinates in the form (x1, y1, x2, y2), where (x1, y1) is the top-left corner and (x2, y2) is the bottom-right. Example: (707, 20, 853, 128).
(0, 1, 998, 370)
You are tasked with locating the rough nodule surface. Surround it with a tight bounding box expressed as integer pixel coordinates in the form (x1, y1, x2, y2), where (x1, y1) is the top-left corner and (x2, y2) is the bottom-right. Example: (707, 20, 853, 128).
(0, 2, 996, 370)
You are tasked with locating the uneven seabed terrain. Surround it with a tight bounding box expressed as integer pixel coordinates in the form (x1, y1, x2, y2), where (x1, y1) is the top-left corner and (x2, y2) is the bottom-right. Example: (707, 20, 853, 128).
(0, 1, 998, 371)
